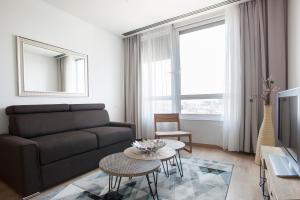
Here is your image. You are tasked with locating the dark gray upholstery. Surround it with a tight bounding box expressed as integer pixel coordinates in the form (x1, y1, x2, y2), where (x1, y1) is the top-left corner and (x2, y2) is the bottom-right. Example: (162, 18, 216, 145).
(72, 110, 110, 130)
(0, 103, 136, 198)
(6, 104, 69, 114)
(8, 109, 110, 138)
(70, 103, 105, 111)
(9, 112, 75, 138)
(84, 126, 134, 147)
(32, 131, 97, 165)
(109, 122, 136, 137)
(40, 140, 131, 189)
(0, 135, 41, 197)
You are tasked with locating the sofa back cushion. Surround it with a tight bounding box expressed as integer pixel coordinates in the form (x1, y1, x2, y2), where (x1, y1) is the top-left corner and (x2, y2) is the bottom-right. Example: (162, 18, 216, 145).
(6, 104, 69, 115)
(69, 104, 105, 111)
(72, 110, 110, 130)
(70, 103, 110, 129)
(6, 103, 109, 138)
(9, 112, 75, 138)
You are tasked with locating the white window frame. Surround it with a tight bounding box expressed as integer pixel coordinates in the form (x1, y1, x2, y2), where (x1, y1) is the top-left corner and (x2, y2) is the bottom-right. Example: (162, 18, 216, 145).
(174, 16, 225, 121)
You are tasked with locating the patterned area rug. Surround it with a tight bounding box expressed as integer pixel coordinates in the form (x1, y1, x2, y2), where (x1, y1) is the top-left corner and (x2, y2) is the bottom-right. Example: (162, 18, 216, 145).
(41, 157, 233, 200)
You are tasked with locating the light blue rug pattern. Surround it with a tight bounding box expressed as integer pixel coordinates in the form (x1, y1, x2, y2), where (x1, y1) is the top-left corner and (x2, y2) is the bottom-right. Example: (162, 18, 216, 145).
(40, 157, 233, 200)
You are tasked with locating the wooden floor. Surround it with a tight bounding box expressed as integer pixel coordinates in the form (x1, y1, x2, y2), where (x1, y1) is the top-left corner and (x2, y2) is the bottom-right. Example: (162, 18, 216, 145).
(0, 145, 262, 200)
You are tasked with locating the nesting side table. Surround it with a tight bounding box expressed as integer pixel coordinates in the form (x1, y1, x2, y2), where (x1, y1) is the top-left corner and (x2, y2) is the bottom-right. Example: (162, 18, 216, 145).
(99, 152, 160, 199)
(124, 146, 176, 177)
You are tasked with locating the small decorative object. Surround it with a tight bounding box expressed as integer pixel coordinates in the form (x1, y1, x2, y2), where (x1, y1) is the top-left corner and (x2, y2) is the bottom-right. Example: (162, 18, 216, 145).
(254, 76, 279, 165)
(132, 139, 166, 154)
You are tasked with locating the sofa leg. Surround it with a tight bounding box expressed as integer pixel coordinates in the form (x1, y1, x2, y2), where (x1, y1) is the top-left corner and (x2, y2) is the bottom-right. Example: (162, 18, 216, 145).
(22, 192, 40, 200)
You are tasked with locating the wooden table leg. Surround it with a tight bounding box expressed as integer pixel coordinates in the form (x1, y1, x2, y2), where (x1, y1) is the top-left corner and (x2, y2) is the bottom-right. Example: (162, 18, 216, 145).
(189, 134, 192, 153)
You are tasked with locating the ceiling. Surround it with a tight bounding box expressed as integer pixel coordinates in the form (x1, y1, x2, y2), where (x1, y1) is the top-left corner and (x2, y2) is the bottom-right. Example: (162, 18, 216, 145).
(43, 0, 225, 36)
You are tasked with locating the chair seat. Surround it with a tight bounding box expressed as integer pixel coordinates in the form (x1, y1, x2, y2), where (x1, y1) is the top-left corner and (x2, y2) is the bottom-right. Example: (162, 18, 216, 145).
(84, 126, 134, 148)
(155, 131, 191, 137)
(32, 131, 98, 165)
(155, 131, 192, 153)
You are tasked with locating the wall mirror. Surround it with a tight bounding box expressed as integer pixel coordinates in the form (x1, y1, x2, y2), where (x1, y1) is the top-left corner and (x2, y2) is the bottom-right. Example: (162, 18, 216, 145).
(17, 36, 89, 97)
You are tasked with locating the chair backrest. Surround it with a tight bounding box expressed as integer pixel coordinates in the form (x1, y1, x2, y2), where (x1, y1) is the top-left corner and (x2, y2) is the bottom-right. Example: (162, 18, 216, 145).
(154, 113, 180, 131)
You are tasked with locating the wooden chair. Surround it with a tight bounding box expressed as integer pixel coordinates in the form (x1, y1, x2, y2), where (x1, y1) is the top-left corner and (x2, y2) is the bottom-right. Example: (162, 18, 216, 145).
(154, 113, 192, 153)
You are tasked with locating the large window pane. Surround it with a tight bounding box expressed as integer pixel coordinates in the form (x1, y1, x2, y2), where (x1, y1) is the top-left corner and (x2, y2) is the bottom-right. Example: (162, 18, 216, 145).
(179, 23, 225, 95)
(181, 99, 223, 115)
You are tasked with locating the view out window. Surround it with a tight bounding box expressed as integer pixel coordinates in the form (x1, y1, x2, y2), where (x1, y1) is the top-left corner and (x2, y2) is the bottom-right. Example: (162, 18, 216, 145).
(179, 21, 225, 117)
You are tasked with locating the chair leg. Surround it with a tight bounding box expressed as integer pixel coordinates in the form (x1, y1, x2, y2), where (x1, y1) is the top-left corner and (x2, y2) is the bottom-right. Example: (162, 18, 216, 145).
(183, 135, 192, 153)
(189, 135, 192, 153)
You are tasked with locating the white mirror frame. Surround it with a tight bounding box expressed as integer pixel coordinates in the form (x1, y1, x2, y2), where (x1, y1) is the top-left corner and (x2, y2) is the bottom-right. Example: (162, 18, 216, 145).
(17, 36, 89, 97)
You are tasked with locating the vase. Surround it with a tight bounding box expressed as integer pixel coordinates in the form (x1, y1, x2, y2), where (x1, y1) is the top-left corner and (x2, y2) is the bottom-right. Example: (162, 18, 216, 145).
(255, 105, 276, 165)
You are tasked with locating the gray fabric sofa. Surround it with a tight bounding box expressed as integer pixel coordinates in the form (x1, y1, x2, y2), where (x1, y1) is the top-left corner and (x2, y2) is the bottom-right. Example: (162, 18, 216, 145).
(0, 103, 135, 198)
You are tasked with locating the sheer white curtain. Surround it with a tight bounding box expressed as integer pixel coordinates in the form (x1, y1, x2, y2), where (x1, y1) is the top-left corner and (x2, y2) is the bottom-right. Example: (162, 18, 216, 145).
(223, 5, 243, 151)
(140, 26, 177, 139)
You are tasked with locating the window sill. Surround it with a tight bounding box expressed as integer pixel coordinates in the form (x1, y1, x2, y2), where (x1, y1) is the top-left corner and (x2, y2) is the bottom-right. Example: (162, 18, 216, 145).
(180, 114, 223, 121)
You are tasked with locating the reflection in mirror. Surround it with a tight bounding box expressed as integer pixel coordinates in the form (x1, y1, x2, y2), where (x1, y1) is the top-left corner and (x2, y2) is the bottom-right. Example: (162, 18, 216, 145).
(17, 36, 88, 97)
(23, 44, 85, 93)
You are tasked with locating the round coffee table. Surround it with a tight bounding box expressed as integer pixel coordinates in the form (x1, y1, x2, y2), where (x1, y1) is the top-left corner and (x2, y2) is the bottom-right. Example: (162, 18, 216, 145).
(99, 152, 160, 199)
(163, 139, 185, 177)
(124, 146, 175, 160)
(124, 146, 176, 177)
(164, 139, 185, 150)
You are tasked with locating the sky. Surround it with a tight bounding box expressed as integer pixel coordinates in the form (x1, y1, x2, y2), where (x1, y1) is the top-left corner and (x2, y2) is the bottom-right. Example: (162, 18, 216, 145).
(179, 24, 225, 95)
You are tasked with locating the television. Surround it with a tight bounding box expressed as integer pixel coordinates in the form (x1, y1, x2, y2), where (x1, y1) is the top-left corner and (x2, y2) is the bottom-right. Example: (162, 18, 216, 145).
(270, 87, 300, 177)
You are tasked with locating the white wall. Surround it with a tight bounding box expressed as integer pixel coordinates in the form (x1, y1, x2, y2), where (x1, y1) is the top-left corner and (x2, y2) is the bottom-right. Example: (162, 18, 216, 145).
(181, 120, 223, 146)
(0, 0, 124, 133)
(288, 0, 300, 89)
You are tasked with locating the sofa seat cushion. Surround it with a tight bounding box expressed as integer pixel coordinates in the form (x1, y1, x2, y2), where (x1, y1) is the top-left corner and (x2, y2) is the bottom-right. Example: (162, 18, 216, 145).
(32, 131, 97, 165)
(84, 126, 134, 148)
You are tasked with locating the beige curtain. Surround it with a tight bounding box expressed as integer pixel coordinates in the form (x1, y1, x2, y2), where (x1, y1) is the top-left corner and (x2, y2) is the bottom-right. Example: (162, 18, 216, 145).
(239, 0, 287, 152)
(124, 35, 142, 139)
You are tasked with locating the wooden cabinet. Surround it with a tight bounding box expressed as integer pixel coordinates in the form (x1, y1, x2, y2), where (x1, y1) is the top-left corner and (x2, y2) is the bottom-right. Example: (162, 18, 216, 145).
(260, 146, 300, 200)
(265, 169, 277, 200)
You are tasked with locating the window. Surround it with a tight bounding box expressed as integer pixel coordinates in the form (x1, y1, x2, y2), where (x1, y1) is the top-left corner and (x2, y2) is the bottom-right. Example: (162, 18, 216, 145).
(142, 59, 174, 114)
(140, 20, 225, 121)
(179, 20, 225, 119)
(141, 30, 176, 115)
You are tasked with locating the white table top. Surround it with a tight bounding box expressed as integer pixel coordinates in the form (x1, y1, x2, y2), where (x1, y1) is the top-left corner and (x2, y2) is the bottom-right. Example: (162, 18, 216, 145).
(124, 146, 176, 161)
(163, 139, 185, 150)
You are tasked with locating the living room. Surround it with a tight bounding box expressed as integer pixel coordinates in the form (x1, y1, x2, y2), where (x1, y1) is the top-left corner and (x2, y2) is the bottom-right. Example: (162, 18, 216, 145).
(0, 0, 299, 199)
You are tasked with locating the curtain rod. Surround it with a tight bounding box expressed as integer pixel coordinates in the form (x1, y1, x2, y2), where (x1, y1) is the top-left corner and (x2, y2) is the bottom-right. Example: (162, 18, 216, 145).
(122, 0, 248, 37)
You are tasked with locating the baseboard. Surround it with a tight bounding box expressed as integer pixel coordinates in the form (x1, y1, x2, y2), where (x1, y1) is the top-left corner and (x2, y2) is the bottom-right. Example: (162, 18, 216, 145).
(189, 142, 222, 149)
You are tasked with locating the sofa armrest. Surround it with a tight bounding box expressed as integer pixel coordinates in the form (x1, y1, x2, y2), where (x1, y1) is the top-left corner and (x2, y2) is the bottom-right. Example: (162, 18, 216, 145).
(108, 122, 136, 139)
(0, 134, 41, 197)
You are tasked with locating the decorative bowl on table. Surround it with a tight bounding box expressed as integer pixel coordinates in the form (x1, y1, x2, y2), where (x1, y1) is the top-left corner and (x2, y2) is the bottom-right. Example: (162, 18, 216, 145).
(132, 139, 166, 154)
